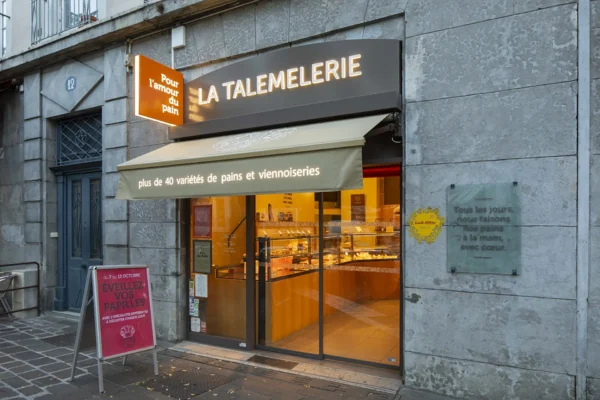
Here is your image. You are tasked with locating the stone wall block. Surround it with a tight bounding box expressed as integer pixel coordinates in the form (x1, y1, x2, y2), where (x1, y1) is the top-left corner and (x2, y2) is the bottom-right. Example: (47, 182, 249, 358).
(325, 0, 368, 32)
(223, 6, 256, 56)
(405, 289, 576, 374)
(134, 32, 171, 66)
(365, 0, 408, 22)
(104, 45, 127, 101)
(590, 305, 600, 377)
(25, 203, 41, 223)
(406, 226, 576, 299)
(256, 0, 290, 49)
(130, 248, 177, 276)
(103, 99, 127, 125)
(514, 0, 576, 14)
(75, 82, 105, 112)
(129, 223, 177, 248)
(593, 27, 599, 79)
(104, 222, 128, 245)
(405, 353, 574, 400)
(23, 181, 42, 202)
(175, 17, 225, 67)
(103, 147, 127, 174)
(593, 80, 600, 155)
(24, 222, 42, 243)
(150, 274, 177, 302)
(42, 98, 68, 119)
(24, 139, 42, 161)
(406, 0, 511, 37)
(592, 155, 600, 226)
(23, 72, 41, 120)
(129, 144, 164, 159)
(0, 224, 24, 246)
(406, 82, 576, 165)
(406, 157, 576, 227)
(594, 0, 599, 28)
(129, 199, 176, 223)
(0, 186, 24, 224)
(129, 120, 169, 148)
(23, 118, 41, 141)
(405, 5, 577, 102)
(592, 227, 600, 304)
(23, 160, 41, 181)
(363, 17, 404, 40)
(102, 172, 120, 198)
(103, 246, 128, 265)
(103, 123, 127, 150)
(0, 145, 23, 185)
(289, 0, 327, 42)
(590, 377, 600, 400)
(103, 198, 127, 221)
(152, 300, 179, 341)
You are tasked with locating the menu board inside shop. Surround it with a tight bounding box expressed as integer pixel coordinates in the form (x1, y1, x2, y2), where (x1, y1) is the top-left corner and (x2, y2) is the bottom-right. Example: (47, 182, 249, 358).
(446, 183, 521, 275)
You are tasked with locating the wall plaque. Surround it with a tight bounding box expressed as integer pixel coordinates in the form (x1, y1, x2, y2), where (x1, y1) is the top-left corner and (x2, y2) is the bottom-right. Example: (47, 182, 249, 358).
(447, 183, 521, 275)
(193, 205, 212, 238)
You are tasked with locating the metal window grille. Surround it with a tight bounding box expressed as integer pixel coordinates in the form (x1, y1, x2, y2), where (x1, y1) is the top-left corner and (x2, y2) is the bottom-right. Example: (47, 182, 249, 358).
(57, 114, 102, 166)
(31, 0, 98, 45)
(1, 0, 7, 56)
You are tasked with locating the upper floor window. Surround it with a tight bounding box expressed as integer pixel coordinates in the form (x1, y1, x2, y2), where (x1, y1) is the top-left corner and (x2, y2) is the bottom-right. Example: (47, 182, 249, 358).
(31, 0, 98, 45)
(1, 0, 8, 56)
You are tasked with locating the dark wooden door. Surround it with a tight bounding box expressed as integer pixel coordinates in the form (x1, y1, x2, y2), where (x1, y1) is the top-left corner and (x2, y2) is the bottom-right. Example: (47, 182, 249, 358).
(66, 172, 102, 311)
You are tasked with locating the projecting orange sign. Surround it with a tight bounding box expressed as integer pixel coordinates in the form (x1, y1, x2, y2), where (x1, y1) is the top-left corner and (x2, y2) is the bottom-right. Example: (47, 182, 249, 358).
(134, 55, 184, 126)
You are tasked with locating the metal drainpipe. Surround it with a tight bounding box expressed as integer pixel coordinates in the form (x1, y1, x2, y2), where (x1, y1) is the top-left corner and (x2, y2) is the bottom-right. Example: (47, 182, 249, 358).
(576, 0, 591, 398)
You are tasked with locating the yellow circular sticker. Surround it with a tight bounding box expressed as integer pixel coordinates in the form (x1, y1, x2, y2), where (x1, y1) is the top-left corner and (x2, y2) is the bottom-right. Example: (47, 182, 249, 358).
(408, 207, 445, 244)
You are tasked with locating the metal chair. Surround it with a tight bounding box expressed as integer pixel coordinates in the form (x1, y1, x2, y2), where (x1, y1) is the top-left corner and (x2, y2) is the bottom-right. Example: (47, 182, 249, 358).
(0, 274, 16, 322)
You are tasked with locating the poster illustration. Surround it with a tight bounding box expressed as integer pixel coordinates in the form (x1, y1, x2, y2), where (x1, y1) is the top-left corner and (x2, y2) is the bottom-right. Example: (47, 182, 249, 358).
(189, 280, 194, 296)
(191, 317, 200, 332)
(194, 274, 208, 298)
(93, 267, 155, 359)
(189, 297, 199, 317)
(193, 205, 212, 237)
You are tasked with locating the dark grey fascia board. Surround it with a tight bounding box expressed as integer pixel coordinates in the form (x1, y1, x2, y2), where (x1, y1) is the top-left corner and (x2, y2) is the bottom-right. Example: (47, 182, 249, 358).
(0, 0, 251, 82)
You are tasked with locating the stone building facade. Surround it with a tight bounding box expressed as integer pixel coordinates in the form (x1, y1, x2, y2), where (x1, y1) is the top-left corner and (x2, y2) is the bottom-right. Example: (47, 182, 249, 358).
(0, 0, 598, 399)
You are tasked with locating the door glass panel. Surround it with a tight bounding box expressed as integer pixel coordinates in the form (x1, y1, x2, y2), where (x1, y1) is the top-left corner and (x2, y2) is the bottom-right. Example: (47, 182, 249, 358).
(323, 176, 401, 366)
(71, 180, 82, 258)
(256, 193, 319, 355)
(189, 196, 246, 341)
(90, 178, 102, 259)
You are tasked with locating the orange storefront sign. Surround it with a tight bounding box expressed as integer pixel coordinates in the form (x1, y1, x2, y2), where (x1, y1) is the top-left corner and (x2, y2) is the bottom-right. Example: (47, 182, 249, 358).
(134, 55, 184, 126)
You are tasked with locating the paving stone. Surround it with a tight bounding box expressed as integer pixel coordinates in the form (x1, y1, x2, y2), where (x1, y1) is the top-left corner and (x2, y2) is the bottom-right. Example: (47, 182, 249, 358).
(40, 362, 70, 372)
(19, 369, 48, 380)
(27, 356, 57, 366)
(2, 376, 28, 389)
(1, 347, 26, 355)
(52, 368, 86, 380)
(0, 370, 15, 380)
(0, 386, 18, 399)
(0, 356, 14, 365)
(15, 385, 43, 397)
(42, 348, 73, 358)
(2, 333, 34, 342)
(12, 351, 44, 361)
(30, 376, 60, 388)
(3, 361, 25, 370)
(8, 365, 35, 374)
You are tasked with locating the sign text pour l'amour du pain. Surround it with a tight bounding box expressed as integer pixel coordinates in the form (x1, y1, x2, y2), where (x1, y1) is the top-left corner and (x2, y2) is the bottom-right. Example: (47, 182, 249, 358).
(197, 54, 363, 105)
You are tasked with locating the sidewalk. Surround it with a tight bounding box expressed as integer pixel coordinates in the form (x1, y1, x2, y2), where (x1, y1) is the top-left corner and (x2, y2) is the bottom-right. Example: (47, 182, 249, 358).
(0, 315, 453, 400)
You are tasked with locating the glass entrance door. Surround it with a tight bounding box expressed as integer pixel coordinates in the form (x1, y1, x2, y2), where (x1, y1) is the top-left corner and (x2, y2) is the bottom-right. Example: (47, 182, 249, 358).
(256, 192, 319, 355)
(255, 174, 401, 367)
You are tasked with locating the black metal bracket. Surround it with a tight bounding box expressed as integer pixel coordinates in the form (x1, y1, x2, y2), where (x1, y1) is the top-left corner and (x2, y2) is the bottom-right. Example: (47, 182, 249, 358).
(228, 216, 247, 247)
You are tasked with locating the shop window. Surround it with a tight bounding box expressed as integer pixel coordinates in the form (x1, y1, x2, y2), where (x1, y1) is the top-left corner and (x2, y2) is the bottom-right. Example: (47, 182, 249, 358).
(323, 175, 401, 366)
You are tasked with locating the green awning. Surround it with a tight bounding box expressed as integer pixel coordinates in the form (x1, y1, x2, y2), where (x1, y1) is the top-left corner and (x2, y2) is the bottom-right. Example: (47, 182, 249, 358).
(116, 114, 389, 200)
